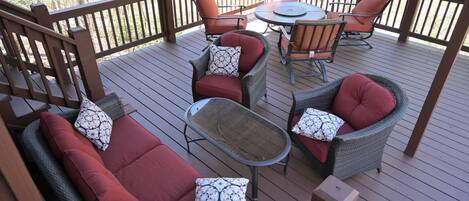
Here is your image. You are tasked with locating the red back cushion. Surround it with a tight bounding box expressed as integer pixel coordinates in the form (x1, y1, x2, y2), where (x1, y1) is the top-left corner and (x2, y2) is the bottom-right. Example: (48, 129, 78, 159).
(220, 32, 264, 74)
(62, 150, 138, 201)
(196, 0, 219, 17)
(352, 0, 388, 23)
(40, 112, 104, 164)
(331, 73, 396, 130)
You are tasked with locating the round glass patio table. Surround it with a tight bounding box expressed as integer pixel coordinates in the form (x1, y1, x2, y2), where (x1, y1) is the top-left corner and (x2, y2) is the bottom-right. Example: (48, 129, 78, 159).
(183, 98, 291, 200)
(255, 2, 326, 26)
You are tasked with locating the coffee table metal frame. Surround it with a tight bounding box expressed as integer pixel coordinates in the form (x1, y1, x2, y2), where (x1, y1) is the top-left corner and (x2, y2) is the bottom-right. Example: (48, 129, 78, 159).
(183, 98, 292, 200)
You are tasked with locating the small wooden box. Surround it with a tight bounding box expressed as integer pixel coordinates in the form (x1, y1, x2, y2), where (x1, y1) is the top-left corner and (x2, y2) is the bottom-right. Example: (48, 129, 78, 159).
(311, 176, 359, 201)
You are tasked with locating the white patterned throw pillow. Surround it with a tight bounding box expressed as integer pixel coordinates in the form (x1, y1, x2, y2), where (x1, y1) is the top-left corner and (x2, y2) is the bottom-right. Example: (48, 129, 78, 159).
(74, 97, 113, 151)
(292, 108, 344, 141)
(195, 177, 249, 201)
(207, 45, 241, 77)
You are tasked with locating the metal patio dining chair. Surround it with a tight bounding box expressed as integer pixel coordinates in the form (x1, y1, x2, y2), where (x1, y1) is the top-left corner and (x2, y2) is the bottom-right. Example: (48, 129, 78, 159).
(278, 19, 345, 84)
(193, 0, 247, 41)
(326, 0, 391, 49)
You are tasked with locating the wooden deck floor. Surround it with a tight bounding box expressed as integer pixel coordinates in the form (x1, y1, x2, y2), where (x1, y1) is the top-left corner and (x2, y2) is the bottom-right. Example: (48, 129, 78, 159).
(95, 19, 469, 201)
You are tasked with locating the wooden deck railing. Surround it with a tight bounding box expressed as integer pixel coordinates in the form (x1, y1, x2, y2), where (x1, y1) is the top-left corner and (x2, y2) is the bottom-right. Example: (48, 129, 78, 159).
(0, 9, 105, 108)
(6, 0, 465, 59)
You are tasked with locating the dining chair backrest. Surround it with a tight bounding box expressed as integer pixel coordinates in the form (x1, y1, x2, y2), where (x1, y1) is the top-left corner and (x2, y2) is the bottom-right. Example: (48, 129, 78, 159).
(289, 19, 345, 55)
(193, 0, 219, 18)
(351, 0, 390, 23)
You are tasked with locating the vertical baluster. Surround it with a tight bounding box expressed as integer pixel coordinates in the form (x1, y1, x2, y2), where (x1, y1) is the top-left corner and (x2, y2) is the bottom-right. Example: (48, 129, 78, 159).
(66, 18, 72, 31)
(56, 21, 64, 34)
(173, 0, 179, 28)
(184, 0, 189, 25)
(0, 30, 19, 95)
(123, 5, 133, 42)
(428, 0, 442, 37)
(108, 9, 119, 47)
(116, 7, 126, 43)
(144, 0, 152, 36)
(16, 35, 30, 64)
(62, 41, 83, 102)
(151, 0, 159, 33)
(436, 1, 450, 39)
(444, 3, 459, 41)
(178, 0, 184, 26)
(420, 0, 434, 35)
(137, 1, 146, 37)
(412, 0, 425, 33)
(91, 12, 104, 52)
(74, 17, 79, 27)
(99, 11, 111, 50)
(130, 3, 140, 40)
(2, 23, 37, 99)
(43, 34, 72, 105)
(391, 0, 402, 28)
(24, 27, 54, 102)
(384, 0, 394, 26)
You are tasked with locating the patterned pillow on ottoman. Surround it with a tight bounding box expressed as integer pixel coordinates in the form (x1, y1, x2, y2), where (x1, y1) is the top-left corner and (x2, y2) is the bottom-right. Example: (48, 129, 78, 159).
(74, 97, 113, 151)
(292, 108, 344, 141)
(196, 177, 249, 201)
(207, 44, 241, 77)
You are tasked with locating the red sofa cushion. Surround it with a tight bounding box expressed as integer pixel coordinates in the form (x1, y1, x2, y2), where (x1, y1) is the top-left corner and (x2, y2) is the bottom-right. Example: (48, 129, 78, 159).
(40, 112, 103, 164)
(62, 150, 137, 201)
(291, 115, 354, 163)
(332, 73, 396, 130)
(352, 0, 388, 24)
(195, 74, 243, 103)
(220, 32, 264, 74)
(114, 145, 201, 201)
(98, 115, 162, 173)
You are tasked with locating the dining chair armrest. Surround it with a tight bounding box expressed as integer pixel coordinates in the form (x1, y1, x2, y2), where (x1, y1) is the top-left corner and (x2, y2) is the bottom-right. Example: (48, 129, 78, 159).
(218, 5, 246, 14)
(338, 13, 375, 17)
(203, 15, 245, 20)
(189, 50, 210, 81)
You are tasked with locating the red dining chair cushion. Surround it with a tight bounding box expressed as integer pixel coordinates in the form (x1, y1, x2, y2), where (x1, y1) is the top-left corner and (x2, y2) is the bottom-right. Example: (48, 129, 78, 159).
(290, 115, 355, 163)
(196, 74, 243, 103)
(332, 73, 396, 130)
(62, 150, 137, 201)
(327, 12, 373, 32)
(40, 112, 104, 164)
(206, 16, 248, 35)
(352, 0, 388, 23)
(220, 32, 264, 74)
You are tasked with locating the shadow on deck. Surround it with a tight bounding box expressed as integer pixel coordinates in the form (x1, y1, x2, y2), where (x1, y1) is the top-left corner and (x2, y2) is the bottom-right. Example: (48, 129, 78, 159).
(97, 20, 469, 201)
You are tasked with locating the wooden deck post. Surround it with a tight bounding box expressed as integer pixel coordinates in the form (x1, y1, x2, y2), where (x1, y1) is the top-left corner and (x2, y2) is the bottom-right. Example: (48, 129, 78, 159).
(30, 3, 53, 29)
(0, 117, 43, 201)
(398, 0, 420, 42)
(404, 1, 469, 157)
(68, 27, 106, 102)
(158, 0, 177, 42)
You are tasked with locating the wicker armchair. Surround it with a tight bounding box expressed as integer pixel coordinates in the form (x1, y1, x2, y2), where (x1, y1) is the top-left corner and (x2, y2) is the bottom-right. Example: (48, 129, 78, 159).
(287, 74, 408, 179)
(189, 30, 270, 109)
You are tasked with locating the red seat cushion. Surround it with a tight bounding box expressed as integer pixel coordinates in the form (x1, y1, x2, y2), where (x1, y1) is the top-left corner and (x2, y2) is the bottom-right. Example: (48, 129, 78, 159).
(291, 115, 355, 163)
(62, 150, 137, 201)
(327, 12, 373, 32)
(114, 145, 201, 201)
(99, 115, 162, 173)
(332, 73, 396, 130)
(352, 0, 388, 23)
(220, 32, 264, 74)
(40, 112, 103, 164)
(195, 74, 243, 103)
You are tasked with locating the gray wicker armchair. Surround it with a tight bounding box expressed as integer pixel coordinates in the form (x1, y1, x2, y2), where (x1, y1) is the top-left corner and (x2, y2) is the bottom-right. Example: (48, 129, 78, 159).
(287, 74, 408, 179)
(189, 30, 270, 109)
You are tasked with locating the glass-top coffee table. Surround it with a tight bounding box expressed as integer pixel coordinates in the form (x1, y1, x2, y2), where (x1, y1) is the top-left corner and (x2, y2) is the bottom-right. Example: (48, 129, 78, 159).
(183, 98, 291, 200)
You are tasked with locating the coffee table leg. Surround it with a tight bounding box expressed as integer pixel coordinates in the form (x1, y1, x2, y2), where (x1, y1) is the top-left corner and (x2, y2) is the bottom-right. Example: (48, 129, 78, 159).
(250, 166, 258, 200)
(183, 124, 191, 153)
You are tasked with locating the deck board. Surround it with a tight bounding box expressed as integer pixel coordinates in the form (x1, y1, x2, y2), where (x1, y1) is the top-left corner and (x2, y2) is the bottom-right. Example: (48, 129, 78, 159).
(97, 19, 469, 201)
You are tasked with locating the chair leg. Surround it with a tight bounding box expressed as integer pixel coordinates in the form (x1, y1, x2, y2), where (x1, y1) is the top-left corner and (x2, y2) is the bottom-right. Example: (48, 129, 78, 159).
(317, 60, 328, 83)
(287, 61, 295, 84)
(377, 168, 382, 173)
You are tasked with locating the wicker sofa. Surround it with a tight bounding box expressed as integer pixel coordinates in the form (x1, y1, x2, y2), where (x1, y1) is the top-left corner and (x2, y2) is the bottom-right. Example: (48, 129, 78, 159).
(21, 93, 201, 201)
(190, 30, 270, 109)
(287, 74, 408, 179)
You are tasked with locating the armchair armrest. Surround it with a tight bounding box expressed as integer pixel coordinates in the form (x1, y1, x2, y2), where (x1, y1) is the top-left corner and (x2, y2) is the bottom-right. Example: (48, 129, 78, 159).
(328, 2, 357, 5)
(218, 5, 246, 13)
(338, 13, 376, 17)
(287, 79, 343, 130)
(189, 50, 210, 81)
(203, 15, 245, 20)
